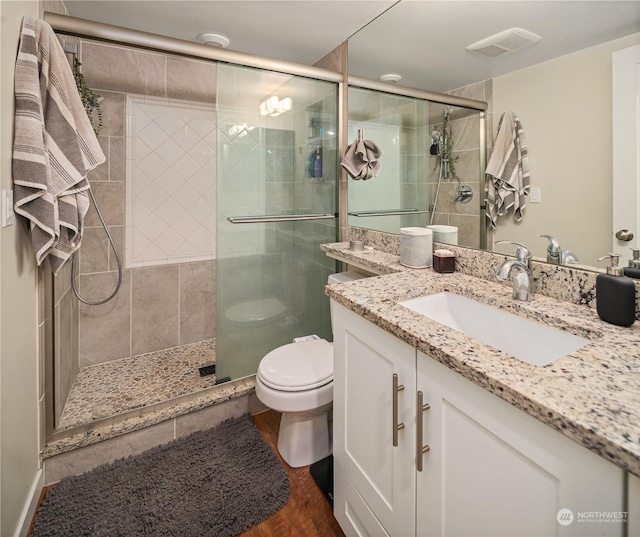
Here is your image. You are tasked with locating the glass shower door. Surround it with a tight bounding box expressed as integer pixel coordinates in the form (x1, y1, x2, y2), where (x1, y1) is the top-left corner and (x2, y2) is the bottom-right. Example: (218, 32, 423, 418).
(216, 64, 338, 382)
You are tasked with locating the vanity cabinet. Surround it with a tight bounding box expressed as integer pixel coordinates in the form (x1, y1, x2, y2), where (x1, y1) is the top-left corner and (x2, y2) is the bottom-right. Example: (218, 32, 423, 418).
(332, 302, 626, 537)
(332, 302, 416, 537)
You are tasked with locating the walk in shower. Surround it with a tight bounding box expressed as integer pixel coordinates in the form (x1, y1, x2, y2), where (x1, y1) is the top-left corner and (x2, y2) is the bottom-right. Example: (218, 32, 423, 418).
(48, 25, 338, 439)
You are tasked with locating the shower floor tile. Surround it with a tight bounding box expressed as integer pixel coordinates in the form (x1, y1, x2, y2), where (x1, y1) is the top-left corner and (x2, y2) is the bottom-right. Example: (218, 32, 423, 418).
(58, 340, 217, 431)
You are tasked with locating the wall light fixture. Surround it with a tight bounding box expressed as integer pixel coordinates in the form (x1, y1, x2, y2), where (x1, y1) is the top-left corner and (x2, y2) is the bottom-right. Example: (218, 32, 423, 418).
(260, 96, 292, 117)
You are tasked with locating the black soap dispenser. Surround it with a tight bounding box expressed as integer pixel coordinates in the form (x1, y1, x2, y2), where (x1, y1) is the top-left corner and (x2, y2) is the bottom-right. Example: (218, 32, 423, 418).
(623, 248, 640, 280)
(596, 253, 636, 327)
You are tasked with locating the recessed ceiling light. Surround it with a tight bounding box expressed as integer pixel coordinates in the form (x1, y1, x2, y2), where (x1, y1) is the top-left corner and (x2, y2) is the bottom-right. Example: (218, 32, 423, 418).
(379, 73, 402, 83)
(197, 33, 230, 49)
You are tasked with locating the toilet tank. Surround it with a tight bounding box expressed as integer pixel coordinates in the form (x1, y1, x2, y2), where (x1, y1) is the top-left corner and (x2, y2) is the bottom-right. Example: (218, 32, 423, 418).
(328, 271, 368, 335)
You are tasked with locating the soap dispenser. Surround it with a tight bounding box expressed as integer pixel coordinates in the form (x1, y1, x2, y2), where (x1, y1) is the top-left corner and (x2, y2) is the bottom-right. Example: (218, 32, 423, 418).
(623, 248, 640, 280)
(596, 254, 636, 327)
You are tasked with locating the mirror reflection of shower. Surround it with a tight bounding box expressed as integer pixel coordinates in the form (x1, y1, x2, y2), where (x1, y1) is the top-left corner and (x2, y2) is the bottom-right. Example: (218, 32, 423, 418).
(429, 108, 473, 225)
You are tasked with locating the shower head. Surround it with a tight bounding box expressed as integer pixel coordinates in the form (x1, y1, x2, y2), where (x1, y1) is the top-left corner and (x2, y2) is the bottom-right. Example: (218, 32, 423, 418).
(430, 131, 441, 156)
(429, 131, 440, 156)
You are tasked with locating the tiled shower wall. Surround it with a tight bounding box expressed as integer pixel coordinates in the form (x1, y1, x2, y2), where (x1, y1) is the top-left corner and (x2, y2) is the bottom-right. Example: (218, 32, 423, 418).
(125, 95, 217, 268)
(427, 79, 493, 249)
(53, 39, 217, 422)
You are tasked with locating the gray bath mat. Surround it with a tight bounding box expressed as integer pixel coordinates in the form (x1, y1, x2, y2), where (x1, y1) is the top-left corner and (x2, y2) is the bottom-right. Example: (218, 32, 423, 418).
(32, 414, 289, 536)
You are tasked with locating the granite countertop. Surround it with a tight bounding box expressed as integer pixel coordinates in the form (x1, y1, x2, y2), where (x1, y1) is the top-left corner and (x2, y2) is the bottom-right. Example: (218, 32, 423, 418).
(322, 242, 640, 477)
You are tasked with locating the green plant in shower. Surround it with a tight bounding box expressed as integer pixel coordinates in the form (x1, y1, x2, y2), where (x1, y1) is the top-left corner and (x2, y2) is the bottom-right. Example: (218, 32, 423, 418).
(433, 111, 459, 182)
(72, 56, 103, 135)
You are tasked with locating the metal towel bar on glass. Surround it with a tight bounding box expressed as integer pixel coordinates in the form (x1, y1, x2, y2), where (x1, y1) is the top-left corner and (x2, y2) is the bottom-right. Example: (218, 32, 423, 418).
(348, 209, 429, 217)
(227, 213, 337, 224)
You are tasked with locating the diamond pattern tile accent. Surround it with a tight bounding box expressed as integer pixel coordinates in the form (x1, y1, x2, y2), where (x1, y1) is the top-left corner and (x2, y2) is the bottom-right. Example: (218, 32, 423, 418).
(126, 96, 217, 268)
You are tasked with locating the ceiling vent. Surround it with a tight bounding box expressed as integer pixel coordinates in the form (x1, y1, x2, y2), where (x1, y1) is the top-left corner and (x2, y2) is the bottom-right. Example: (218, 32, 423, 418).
(465, 28, 541, 57)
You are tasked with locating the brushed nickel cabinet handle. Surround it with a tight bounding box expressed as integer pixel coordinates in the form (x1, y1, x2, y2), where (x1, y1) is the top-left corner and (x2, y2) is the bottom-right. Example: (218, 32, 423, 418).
(416, 391, 431, 472)
(392, 374, 405, 447)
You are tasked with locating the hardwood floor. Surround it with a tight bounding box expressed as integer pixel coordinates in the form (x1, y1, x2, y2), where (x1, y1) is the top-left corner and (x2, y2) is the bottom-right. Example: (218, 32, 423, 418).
(241, 410, 346, 537)
(29, 410, 346, 537)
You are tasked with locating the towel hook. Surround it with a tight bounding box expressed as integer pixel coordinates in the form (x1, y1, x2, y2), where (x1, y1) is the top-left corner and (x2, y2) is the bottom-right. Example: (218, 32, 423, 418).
(357, 129, 363, 142)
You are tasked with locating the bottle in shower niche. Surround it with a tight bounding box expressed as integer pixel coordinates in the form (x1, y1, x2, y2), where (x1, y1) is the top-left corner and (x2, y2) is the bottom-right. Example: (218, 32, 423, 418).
(306, 149, 316, 178)
(313, 147, 323, 178)
(596, 253, 636, 327)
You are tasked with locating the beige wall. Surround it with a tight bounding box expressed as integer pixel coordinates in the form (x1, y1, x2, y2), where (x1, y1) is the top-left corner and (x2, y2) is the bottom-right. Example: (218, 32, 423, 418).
(1, 2, 43, 536)
(493, 33, 640, 265)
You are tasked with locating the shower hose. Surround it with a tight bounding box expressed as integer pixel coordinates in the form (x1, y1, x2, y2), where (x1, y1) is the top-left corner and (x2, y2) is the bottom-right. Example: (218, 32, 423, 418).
(71, 188, 123, 305)
(429, 155, 445, 226)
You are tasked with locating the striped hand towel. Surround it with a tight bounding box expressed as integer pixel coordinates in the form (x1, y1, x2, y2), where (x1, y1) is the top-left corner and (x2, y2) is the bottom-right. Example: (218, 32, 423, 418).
(485, 112, 530, 229)
(12, 17, 105, 275)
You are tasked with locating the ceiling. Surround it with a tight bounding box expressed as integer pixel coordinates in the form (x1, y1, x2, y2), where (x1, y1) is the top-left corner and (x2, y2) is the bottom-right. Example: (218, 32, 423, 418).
(62, 0, 640, 93)
(62, 1, 397, 65)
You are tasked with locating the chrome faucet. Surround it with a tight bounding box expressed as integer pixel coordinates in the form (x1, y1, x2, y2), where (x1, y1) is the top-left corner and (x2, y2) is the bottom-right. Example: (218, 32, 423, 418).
(560, 250, 579, 265)
(495, 240, 535, 301)
(540, 235, 579, 265)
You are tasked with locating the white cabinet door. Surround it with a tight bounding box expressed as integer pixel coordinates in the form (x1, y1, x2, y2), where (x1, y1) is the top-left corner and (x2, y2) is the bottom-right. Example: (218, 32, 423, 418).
(333, 303, 416, 537)
(416, 351, 625, 537)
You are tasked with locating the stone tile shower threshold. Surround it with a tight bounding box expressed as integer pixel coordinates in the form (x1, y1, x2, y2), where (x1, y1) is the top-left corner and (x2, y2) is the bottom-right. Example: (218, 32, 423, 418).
(57, 340, 217, 431)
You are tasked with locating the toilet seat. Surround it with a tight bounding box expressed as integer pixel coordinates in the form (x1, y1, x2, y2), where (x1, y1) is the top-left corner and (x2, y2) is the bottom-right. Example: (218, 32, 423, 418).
(224, 298, 288, 325)
(257, 339, 333, 392)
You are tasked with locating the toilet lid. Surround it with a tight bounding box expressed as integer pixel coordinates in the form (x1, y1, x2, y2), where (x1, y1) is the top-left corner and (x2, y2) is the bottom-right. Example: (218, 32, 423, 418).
(225, 298, 287, 324)
(258, 339, 333, 391)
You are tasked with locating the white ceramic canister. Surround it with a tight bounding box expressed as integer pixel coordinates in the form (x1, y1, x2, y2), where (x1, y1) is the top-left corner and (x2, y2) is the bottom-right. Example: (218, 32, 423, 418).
(426, 225, 458, 246)
(400, 227, 433, 268)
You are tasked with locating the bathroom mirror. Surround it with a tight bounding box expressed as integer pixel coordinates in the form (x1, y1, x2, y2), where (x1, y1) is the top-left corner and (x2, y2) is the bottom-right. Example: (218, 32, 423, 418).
(347, 1, 640, 270)
(346, 87, 429, 234)
(347, 86, 484, 248)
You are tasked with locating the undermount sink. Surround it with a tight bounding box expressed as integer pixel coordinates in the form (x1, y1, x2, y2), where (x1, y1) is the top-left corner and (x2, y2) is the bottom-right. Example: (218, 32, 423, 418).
(399, 292, 589, 366)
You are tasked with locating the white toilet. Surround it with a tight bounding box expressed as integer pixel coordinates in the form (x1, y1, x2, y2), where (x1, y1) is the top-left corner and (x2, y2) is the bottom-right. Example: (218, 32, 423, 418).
(255, 271, 366, 467)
